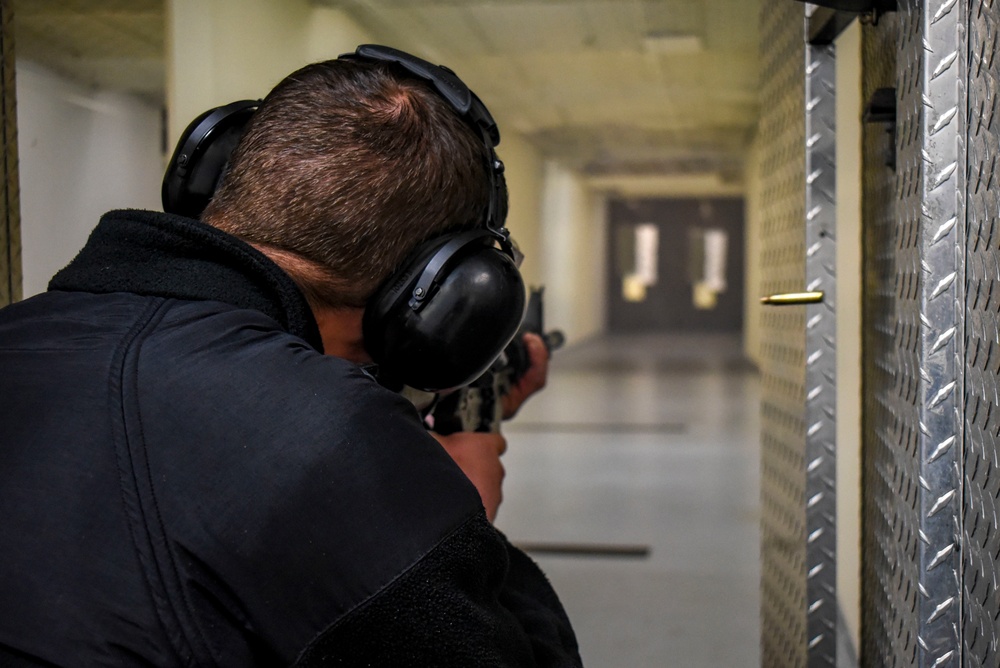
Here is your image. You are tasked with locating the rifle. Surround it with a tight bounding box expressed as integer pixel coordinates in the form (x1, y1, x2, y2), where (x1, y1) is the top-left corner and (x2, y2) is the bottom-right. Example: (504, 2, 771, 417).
(428, 287, 564, 434)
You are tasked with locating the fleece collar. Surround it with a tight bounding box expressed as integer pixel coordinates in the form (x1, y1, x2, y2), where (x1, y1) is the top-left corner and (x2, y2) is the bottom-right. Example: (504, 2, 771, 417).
(48, 209, 324, 352)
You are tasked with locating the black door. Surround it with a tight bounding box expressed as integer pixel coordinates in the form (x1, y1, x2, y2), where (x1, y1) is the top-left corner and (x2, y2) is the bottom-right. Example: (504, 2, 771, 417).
(606, 197, 745, 333)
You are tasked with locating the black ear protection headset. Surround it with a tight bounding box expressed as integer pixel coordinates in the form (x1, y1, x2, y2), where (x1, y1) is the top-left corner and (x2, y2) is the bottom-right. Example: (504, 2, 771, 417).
(162, 99, 260, 220)
(162, 44, 526, 392)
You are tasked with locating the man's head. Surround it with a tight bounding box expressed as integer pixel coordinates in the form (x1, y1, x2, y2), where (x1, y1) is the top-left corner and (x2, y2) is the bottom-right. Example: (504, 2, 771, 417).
(201, 57, 495, 310)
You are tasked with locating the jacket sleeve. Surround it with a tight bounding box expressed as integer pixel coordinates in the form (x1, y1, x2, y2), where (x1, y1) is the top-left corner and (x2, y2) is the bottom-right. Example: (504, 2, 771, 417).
(135, 315, 581, 667)
(293, 512, 582, 668)
(498, 535, 582, 667)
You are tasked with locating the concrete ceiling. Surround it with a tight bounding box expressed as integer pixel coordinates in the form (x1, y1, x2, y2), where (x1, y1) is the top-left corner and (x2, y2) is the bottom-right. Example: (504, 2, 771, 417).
(15, 0, 165, 100)
(14, 0, 761, 195)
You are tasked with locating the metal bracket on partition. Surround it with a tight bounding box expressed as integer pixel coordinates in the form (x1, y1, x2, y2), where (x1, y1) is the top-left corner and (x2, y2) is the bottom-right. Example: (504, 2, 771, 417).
(856, 0, 896, 26)
(793, 0, 896, 39)
(863, 87, 896, 171)
(807, 7, 859, 45)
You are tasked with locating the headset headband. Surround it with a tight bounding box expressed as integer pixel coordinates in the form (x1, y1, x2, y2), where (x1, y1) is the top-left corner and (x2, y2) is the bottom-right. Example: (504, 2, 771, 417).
(348, 45, 499, 145)
(340, 44, 515, 260)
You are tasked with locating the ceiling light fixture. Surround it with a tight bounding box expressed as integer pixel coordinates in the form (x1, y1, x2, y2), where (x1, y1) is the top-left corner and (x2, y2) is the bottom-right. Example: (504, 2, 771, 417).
(642, 32, 704, 55)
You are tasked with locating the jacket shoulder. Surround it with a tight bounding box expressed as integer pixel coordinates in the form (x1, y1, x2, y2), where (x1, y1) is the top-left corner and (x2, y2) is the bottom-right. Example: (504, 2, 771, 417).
(126, 300, 486, 662)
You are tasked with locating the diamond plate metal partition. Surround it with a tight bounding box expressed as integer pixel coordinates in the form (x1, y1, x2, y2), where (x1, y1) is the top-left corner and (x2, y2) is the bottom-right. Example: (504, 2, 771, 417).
(909, 1, 966, 663)
(803, 9, 838, 664)
(861, 1, 966, 666)
(759, 1, 808, 663)
(859, 11, 908, 666)
(962, 2, 1000, 666)
(759, 3, 842, 665)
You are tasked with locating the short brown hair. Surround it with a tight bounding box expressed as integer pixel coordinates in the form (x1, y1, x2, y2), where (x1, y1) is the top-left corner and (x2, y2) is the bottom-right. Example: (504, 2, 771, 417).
(202, 58, 492, 308)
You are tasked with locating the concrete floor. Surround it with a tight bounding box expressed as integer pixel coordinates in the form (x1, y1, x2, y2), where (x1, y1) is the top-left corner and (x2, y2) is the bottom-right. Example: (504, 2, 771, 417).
(495, 333, 761, 668)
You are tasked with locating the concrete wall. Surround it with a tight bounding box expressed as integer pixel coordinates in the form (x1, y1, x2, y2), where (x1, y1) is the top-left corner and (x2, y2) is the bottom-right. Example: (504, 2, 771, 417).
(166, 0, 314, 145)
(16, 61, 162, 298)
(498, 130, 545, 288)
(306, 8, 376, 63)
(540, 161, 606, 344)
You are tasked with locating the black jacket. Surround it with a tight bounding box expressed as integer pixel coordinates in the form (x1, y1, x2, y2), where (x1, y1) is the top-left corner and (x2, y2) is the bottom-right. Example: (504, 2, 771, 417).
(0, 210, 581, 667)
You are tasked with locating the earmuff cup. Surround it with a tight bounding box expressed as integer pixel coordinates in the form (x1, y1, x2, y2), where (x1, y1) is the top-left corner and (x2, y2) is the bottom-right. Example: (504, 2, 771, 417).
(162, 100, 259, 219)
(364, 232, 526, 392)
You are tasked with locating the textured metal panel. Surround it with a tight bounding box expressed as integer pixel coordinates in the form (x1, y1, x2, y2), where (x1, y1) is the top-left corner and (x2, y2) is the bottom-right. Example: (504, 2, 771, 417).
(963, 2, 1000, 666)
(860, 1, 965, 666)
(758, 2, 808, 666)
(758, 7, 840, 665)
(0, 0, 20, 307)
(804, 13, 838, 665)
(859, 15, 906, 666)
(909, 0, 965, 662)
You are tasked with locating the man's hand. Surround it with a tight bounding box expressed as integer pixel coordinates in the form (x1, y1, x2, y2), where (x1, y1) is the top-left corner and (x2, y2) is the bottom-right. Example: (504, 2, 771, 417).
(500, 332, 549, 420)
(431, 431, 507, 522)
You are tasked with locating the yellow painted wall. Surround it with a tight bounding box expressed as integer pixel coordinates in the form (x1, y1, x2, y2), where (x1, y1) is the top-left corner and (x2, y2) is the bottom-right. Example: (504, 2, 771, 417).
(835, 19, 862, 654)
(743, 134, 764, 366)
(165, 2, 601, 340)
(495, 130, 545, 288)
(166, 0, 314, 145)
(540, 161, 606, 344)
(306, 8, 375, 63)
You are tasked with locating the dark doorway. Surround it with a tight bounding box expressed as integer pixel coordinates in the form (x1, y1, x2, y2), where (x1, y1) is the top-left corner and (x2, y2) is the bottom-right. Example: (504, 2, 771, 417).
(606, 197, 745, 333)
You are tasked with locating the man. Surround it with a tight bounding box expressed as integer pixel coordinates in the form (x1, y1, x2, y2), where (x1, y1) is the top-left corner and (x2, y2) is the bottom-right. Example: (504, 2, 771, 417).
(0, 46, 581, 666)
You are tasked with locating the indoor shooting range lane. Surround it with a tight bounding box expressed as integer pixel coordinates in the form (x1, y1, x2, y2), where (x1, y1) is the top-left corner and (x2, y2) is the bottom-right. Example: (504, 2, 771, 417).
(497, 332, 760, 668)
